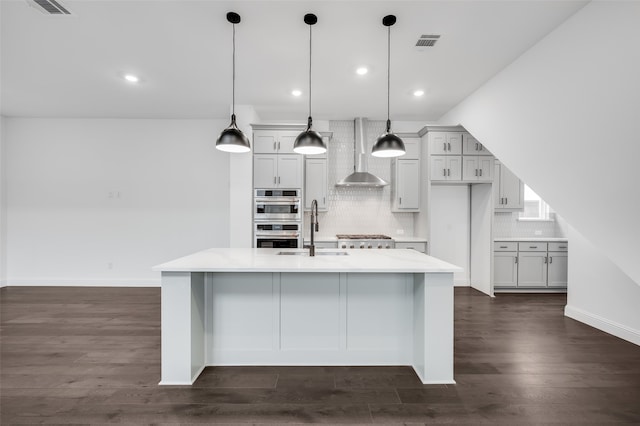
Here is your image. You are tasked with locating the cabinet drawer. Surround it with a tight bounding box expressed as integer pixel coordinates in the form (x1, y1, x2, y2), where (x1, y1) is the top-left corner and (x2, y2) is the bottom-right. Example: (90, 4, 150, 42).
(518, 242, 547, 252)
(494, 242, 517, 252)
(395, 242, 427, 253)
(548, 242, 568, 252)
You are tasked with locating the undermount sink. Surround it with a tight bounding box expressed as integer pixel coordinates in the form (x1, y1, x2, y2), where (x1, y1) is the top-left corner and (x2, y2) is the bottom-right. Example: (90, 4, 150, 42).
(277, 251, 349, 256)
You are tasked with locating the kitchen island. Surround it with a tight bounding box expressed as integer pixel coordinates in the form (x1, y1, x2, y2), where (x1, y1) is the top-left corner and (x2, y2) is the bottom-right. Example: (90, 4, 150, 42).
(153, 248, 462, 385)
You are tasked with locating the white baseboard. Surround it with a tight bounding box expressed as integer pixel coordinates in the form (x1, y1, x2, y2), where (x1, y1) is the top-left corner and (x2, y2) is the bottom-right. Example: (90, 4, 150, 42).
(3, 278, 160, 287)
(565, 305, 640, 346)
(0, 280, 7, 288)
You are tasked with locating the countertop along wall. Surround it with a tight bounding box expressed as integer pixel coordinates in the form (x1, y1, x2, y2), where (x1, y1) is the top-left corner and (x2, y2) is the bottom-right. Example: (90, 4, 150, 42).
(4, 118, 231, 286)
(303, 120, 415, 240)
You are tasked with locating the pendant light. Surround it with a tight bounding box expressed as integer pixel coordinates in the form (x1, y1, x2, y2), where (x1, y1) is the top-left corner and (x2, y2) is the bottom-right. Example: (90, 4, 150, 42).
(372, 15, 405, 158)
(216, 12, 251, 153)
(293, 13, 327, 155)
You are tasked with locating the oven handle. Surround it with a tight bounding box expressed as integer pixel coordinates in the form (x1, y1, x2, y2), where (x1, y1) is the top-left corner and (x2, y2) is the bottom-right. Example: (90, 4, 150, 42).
(254, 198, 301, 203)
(255, 233, 300, 238)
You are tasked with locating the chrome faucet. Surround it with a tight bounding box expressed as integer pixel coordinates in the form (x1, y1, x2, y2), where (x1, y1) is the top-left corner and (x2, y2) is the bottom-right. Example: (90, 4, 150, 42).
(310, 199, 319, 256)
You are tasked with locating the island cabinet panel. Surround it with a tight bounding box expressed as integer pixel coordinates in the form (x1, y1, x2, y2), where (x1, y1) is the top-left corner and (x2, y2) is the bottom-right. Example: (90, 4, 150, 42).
(280, 273, 341, 350)
(209, 273, 274, 351)
(346, 274, 412, 350)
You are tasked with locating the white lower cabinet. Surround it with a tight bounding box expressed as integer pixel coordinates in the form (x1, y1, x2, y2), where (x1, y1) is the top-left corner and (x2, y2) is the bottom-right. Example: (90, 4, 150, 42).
(493, 241, 567, 291)
(493, 252, 518, 288)
(547, 252, 568, 287)
(517, 252, 548, 287)
(394, 241, 427, 253)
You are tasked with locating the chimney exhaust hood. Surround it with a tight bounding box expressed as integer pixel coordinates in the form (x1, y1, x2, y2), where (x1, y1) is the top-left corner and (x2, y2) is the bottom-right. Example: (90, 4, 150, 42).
(335, 118, 388, 187)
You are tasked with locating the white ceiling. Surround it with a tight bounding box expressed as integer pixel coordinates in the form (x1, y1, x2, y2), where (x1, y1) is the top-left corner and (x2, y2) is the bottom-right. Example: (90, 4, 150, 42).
(1, 0, 587, 121)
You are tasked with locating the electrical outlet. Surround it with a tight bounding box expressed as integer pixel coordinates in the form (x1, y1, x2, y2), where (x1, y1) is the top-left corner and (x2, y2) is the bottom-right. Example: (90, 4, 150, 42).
(534, 230, 542, 236)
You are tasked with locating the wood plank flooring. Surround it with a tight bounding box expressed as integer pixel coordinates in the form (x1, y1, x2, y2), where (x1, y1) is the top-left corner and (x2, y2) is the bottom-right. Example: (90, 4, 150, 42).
(1, 286, 639, 424)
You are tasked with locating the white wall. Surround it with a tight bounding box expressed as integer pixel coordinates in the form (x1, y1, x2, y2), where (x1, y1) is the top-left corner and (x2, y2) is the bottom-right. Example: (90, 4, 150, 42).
(565, 226, 640, 346)
(430, 185, 469, 286)
(441, 1, 640, 285)
(4, 118, 230, 286)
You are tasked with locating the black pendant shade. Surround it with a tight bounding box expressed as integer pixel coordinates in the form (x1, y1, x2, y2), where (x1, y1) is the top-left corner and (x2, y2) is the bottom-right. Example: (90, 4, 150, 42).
(371, 15, 405, 158)
(293, 13, 327, 155)
(216, 12, 251, 153)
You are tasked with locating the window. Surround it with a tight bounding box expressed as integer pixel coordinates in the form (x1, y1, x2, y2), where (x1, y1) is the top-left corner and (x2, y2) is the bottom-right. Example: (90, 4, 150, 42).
(519, 185, 553, 221)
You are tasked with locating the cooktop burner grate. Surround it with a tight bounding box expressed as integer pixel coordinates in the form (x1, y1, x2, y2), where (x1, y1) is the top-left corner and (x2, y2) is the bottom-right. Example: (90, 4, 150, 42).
(336, 234, 392, 240)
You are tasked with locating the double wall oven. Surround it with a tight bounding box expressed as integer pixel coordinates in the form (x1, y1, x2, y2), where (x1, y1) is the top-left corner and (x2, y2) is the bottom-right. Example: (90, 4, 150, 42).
(253, 189, 302, 248)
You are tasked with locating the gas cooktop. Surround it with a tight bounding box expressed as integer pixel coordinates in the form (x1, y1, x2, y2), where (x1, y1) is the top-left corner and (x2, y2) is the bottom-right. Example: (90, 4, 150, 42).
(335, 234, 392, 240)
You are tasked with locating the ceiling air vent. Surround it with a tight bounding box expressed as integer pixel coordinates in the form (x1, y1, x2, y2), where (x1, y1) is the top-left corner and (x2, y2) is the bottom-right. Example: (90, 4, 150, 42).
(415, 34, 440, 47)
(27, 0, 72, 15)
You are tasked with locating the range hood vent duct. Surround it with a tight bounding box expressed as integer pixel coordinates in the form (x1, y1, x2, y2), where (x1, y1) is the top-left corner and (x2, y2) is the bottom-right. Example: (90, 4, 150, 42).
(335, 118, 388, 188)
(27, 0, 72, 15)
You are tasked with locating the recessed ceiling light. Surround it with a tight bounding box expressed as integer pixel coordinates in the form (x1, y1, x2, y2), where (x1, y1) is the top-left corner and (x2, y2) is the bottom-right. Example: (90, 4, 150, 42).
(124, 74, 140, 83)
(291, 89, 302, 97)
(413, 90, 425, 97)
(356, 67, 368, 76)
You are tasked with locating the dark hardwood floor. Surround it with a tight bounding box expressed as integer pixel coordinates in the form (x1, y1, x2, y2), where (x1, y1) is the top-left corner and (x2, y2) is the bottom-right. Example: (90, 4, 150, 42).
(1, 286, 639, 424)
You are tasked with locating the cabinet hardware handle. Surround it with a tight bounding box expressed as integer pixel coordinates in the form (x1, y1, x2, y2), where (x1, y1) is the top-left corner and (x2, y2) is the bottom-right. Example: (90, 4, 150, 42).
(550, 257, 553, 264)
(559, 246, 567, 249)
(323, 197, 326, 205)
(448, 168, 451, 176)
(479, 169, 482, 176)
(399, 197, 402, 205)
(530, 246, 537, 248)
(274, 176, 277, 184)
(443, 142, 446, 151)
(544, 256, 548, 264)
(475, 169, 478, 177)
(274, 141, 277, 151)
(500, 246, 508, 248)
(448, 142, 451, 151)
(515, 256, 518, 264)
(278, 141, 281, 150)
(443, 169, 446, 176)
(505, 197, 508, 204)
(278, 176, 281, 184)
(475, 142, 478, 150)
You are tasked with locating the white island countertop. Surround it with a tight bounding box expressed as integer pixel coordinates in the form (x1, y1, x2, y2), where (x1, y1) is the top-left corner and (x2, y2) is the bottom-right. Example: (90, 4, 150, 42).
(153, 248, 461, 274)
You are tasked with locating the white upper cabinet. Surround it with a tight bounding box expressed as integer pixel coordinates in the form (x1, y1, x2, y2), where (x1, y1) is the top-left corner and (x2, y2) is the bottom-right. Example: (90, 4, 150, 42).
(429, 132, 462, 155)
(392, 159, 420, 211)
(305, 158, 328, 210)
(463, 156, 494, 182)
(430, 155, 462, 182)
(254, 154, 302, 188)
(277, 155, 303, 188)
(253, 130, 299, 154)
(495, 160, 524, 210)
(462, 133, 492, 156)
(402, 137, 421, 160)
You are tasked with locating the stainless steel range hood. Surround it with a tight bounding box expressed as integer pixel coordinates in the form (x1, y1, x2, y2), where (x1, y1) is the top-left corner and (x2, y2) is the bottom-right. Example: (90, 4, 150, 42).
(335, 118, 388, 187)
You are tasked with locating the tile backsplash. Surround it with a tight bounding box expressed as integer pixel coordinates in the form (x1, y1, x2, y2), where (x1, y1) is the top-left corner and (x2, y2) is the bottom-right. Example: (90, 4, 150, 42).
(493, 212, 566, 238)
(304, 120, 414, 239)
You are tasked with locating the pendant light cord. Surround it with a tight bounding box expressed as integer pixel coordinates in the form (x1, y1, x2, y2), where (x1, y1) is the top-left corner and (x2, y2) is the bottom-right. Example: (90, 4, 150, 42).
(232, 23, 236, 118)
(386, 25, 391, 132)
(308, 23, 313, 128)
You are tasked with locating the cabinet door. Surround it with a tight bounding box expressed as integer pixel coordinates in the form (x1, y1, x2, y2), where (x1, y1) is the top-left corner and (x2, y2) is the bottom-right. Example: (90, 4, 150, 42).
(477, 156, 495, 182)
(254, 155, 277, 188)
(446, 133, 463, 155)
(462, 133, 480, 155)
(446, 156, 462, 181)
(429, 133, 448, 155)
(494, 162, 502, 208)
(396, 160, 420, 210)
(305, 158, 328, 210)
(494, 252, 518, 287)
(547, 252, 568, 287)
(517, 252, 548, 287)
(476, 142, 492, 156)
(253, 131, 278, 154)
(277, 131, 299, 154)
(462, 156, 479, 181)
(402, 137, 421, 159)
(500, 164, 524, 209)
(277, 155, 303, 188)
(430, 156, 448, 181)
